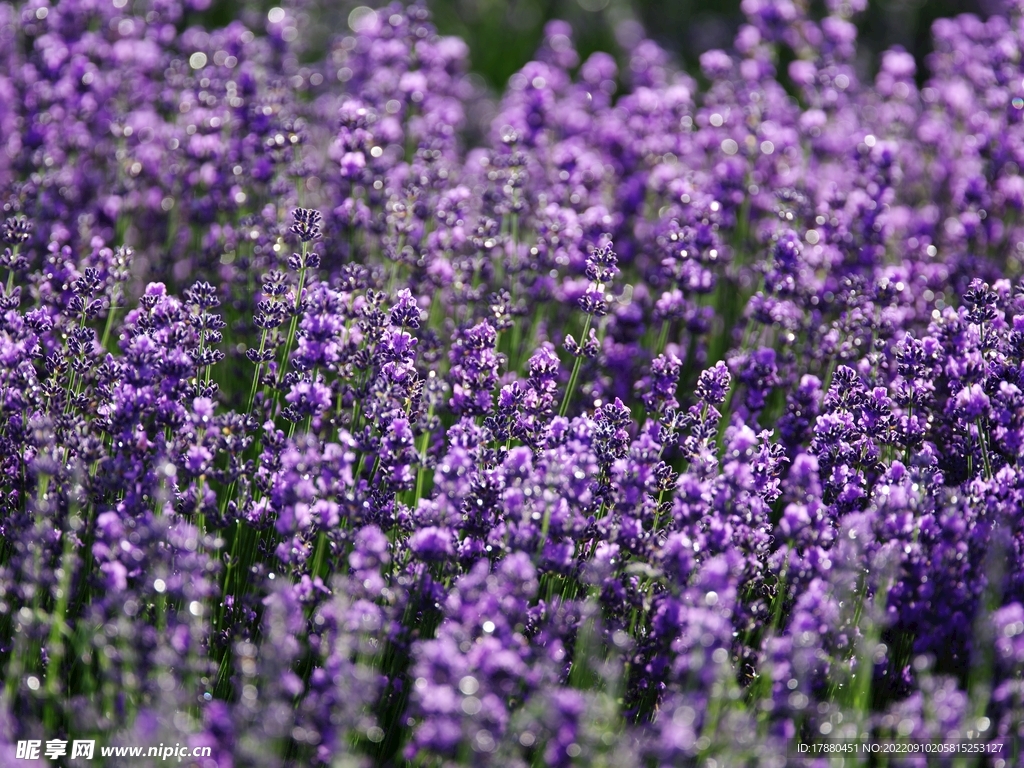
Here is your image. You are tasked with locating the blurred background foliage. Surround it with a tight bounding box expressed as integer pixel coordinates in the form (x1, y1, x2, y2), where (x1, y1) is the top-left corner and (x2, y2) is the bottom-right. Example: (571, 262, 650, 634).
(426, 0, 1003, 90)
(208, 0, 1007, 93)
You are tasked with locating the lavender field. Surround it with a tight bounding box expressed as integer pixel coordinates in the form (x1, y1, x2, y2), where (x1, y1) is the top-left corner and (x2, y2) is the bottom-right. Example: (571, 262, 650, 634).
(2, 0, 1024, 764)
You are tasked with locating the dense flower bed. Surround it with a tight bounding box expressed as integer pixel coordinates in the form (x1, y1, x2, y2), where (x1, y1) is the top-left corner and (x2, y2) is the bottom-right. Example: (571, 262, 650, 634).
(2, 0, 1024, 764)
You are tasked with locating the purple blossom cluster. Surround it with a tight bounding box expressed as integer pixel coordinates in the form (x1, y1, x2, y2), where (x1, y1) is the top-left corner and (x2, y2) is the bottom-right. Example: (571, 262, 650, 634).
(3, 0, 1024, 764)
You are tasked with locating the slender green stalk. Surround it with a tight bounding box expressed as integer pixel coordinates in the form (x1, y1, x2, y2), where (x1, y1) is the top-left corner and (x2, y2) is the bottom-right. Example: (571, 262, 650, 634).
(269, 241, 310, 421)
(412, 400, 436, 505)
(43, 508, 77, 731)
(558, 314, 593, 418)
(655, 319, 669, 356)
(100, 284, 121, 350)
(310, 531, 328, 581)
(977, 419, 992, 479)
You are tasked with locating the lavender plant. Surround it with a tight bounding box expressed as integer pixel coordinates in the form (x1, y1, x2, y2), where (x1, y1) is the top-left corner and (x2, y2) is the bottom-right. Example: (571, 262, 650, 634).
(2, 0, 1024, 765)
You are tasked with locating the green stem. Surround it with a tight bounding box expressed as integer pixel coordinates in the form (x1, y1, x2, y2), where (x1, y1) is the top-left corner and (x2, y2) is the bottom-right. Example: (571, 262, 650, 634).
(310, 531, 328, 581)
(413, 401, 436, 504)
(655, 319, 669, 356)
(43, 510, 77, 731)
(976, 419, 992, 480)
(100, 285, 121, 350)
(558, 314, 593, 419)
(5, 244, 18, 297)
(270, 252, 309, 421)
